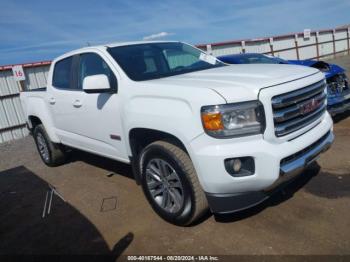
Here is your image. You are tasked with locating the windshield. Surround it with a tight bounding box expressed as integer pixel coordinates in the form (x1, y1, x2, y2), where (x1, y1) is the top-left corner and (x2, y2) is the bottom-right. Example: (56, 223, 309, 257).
(236, 54, 287, 64)
(107, 42, 225, 81)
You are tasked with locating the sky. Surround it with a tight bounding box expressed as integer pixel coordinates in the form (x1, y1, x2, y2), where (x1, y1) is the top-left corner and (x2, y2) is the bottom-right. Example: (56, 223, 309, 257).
(0, 0, 349, 65)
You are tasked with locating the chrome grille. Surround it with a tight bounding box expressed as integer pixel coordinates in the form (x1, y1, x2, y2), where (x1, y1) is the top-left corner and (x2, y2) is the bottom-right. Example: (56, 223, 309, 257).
(272, 80, 327, 137)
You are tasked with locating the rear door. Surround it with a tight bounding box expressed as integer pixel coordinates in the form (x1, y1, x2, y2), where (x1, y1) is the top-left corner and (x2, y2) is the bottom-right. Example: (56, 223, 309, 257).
(48, 55, 81, 138)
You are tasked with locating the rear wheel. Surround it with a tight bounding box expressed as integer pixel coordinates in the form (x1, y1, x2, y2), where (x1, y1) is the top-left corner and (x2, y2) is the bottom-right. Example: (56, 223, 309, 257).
(139, 141, 208, 226)
(33, 124, 66, 166)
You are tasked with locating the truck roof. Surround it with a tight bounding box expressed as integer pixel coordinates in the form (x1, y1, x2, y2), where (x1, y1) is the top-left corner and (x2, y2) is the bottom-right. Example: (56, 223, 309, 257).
(105, 40, 178, 48)
(53, 40, 180, 63)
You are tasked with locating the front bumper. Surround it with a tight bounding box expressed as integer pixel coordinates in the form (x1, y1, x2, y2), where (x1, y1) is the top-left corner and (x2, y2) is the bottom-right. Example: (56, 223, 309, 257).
(189, 113, 333, 213)
(205, 130, 333, 213)
(328, 98, 350, 116)
(327, 92, 350, 116)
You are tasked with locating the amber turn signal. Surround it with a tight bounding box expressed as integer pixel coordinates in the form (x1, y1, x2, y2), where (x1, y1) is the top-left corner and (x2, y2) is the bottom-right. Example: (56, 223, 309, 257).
(201, 112, 224, 131)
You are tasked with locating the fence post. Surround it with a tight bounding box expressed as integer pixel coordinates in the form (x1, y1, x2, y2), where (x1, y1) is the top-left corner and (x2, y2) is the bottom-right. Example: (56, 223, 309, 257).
(294, 34, 300, 60)
(315, 31, 320, 61)
(347, 28, 350, 55)
(241, 41, 246, 53)
(18, 81, 25, 92)
(206, 44, 212, 55)
(269, 38, 274, 56)
(332, 29, 336, 58)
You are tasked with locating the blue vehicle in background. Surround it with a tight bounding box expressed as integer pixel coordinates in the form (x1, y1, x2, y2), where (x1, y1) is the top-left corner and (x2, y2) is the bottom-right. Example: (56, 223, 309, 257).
(218, 53, 350, 116)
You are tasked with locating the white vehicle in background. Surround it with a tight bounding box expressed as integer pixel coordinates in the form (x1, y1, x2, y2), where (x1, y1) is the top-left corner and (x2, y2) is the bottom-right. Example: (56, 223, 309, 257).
(20, 41, 334, 225)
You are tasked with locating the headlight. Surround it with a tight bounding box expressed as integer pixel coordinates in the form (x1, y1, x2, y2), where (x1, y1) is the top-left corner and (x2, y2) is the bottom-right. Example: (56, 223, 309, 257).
(201, 101, 265, 138)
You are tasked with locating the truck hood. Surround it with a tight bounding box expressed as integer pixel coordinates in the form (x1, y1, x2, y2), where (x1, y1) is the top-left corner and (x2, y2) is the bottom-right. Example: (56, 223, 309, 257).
(144, 64, 320, 102)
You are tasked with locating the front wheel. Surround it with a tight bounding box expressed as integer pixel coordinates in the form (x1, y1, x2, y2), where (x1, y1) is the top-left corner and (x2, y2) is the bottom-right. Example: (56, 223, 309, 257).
(139, 141, 208, 226)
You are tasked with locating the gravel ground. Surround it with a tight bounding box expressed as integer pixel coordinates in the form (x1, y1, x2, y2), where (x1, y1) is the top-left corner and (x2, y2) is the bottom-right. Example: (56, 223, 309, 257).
(0, 55, 349, 258)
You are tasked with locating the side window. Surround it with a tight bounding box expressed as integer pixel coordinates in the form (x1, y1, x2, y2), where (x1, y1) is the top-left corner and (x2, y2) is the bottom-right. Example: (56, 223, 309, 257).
(78, 53, 117, 90)
(52, 56, 73, 89)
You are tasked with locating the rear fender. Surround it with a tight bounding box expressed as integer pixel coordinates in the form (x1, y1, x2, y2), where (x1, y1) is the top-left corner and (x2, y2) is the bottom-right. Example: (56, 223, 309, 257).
(25, 97, 60, 143)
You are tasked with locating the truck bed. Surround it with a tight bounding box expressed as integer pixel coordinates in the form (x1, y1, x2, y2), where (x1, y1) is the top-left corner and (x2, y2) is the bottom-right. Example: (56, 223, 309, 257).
(22, 87, 47, 92)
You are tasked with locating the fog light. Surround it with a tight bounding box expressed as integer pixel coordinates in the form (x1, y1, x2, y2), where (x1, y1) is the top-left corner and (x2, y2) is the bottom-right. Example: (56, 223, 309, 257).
(232, 159, 242, 172)
(224, 157, 255, 177)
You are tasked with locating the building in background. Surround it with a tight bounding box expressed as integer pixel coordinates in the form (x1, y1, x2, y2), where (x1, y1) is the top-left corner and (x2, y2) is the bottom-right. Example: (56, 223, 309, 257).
(0, 26, 349, 143)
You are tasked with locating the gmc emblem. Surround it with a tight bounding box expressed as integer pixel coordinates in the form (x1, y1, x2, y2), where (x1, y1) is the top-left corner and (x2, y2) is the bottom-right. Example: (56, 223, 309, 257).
(300, 99, 319, 114)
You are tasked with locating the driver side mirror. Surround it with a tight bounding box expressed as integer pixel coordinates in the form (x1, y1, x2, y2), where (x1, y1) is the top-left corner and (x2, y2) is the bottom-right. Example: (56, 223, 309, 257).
(83, 74, 112, 94)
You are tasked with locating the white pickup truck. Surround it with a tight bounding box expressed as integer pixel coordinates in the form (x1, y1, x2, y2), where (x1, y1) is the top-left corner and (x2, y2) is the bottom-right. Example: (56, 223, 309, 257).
(20, 41, 334, 225)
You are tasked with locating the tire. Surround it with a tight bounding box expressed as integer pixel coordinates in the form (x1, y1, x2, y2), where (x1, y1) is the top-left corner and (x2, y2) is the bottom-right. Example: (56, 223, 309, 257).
(33, 124, 66, 167)
(139, 140, 208, 226)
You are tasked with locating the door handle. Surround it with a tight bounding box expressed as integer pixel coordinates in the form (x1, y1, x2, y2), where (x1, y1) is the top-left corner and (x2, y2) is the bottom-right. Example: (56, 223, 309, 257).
(73, 99, 82, 108)
(49, 97, 56, 105)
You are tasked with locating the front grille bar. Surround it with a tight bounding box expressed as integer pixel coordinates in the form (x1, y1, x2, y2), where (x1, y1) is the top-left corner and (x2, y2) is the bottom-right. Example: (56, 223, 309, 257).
(275, 104, 326, 136)
(272, 80, 325, 109)
(273, 92, 326, 123)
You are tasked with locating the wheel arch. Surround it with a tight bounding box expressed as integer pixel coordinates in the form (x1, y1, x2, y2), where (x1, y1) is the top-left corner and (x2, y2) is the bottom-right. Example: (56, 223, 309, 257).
(128, 128, 190, 185)
(28, 115, 42, 131)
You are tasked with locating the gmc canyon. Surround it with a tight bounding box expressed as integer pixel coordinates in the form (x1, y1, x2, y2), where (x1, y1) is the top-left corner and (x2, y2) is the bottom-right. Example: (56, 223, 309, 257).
(20, 41, 334, 225)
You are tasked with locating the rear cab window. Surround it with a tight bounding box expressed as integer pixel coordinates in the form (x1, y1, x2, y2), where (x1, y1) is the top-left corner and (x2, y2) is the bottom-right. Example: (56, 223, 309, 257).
(52, 56, 73, 89)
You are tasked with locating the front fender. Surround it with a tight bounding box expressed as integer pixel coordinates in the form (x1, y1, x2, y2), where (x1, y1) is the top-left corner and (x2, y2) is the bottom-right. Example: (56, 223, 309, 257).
(123, 96, 201, 155)
(122, 87, 225, 156)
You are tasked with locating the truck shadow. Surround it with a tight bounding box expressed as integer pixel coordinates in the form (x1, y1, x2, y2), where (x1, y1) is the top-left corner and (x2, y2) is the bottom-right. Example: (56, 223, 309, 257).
(0, 166, 133, 260)
(303, 170, 350, 199)
(214, 163, 322, 223)
(67, 149, 134, 180)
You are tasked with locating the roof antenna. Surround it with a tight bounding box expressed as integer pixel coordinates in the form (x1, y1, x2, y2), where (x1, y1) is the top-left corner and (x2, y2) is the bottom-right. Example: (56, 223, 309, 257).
(86, 42, 91, 46)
